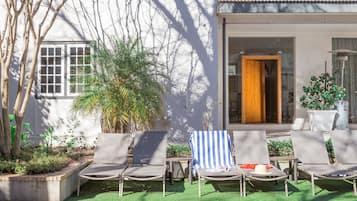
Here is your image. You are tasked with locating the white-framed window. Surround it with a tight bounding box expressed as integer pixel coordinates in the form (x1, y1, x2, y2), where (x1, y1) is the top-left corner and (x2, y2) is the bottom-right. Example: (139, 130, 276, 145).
(37, 42, 93, 98)
(67, 44, 92, 96)
(38, 45, 65, 96)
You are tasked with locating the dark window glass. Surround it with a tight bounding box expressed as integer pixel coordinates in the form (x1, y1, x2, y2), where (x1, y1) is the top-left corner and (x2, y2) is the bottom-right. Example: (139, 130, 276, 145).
(48, 48, 54, 56)
(48, 67, 54, 74)
(48, 85, 54, 93)
(55, 67, 61, 74)
(41, 85, 46, 93)
(55, 85, 61, 93)
(70, 48, 76, 55)
(55, 48, 61, 56)
(41, 48, 47, 55)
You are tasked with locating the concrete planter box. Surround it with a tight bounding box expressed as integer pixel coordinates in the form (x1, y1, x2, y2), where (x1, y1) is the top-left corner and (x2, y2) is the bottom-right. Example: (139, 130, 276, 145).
(0, 161, 90, 201)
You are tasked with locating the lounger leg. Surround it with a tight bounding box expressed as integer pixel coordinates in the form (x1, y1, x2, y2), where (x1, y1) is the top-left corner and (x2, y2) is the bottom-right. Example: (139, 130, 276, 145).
(198, 175, 201, 197)
(243, 175, 246, 197)
(77, 177, 80, 196)
(311, 174, 315, 196)
(240, 177, 242, 197)
(353, 179, 357, 196)
(294, 160, 297, 183)
(163, 175, 166, 197)
(285, 179, 288, 197)
(119, 177, 124, 197)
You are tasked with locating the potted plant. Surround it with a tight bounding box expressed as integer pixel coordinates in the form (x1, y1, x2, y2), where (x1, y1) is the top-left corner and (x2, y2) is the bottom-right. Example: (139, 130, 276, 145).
(72, 38, 164, 133)
(300, 73, 347, 131)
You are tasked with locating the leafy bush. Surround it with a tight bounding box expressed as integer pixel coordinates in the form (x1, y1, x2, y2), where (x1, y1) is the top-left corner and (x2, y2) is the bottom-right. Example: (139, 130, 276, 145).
(268, 140, 294, 156)
(167, 144, 191, 158)
(0, 161, 16, 173)
(0, 149, 70, 175)
(300, 73, 346, 110)
(26, 154, 70, 174)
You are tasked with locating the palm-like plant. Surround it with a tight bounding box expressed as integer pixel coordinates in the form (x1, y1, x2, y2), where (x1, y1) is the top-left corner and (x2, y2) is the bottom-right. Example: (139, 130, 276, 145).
(72, 39, 164, 133)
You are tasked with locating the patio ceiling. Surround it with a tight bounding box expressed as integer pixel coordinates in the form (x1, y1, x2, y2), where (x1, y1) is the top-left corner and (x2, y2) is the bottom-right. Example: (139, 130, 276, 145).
(217, 0, 357, 24)
(218, 0, 357, 3)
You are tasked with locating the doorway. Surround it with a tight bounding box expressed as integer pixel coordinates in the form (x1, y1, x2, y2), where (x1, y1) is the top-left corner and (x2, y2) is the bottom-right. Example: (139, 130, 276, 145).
(241, 55, 282, 123)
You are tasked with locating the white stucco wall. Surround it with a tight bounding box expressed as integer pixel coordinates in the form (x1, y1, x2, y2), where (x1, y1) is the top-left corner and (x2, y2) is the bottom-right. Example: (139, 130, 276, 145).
(1, 0, 219, 145)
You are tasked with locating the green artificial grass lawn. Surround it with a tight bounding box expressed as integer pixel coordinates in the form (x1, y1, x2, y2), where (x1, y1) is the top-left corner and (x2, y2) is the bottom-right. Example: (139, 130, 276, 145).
(66, 179, 357, 201)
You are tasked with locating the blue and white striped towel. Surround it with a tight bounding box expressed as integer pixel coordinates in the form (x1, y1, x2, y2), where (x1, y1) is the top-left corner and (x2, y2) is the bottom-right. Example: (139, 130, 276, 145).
(189, 130, 235, 174)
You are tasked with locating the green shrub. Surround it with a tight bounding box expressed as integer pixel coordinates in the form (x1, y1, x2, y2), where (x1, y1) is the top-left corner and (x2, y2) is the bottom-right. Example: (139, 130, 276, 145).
(0, 151, 70, 175)
(268, 140, 294, 156)
(0, 161, 16, 173)
(26, 155, 70, 175)
(167, 144, 191, 158)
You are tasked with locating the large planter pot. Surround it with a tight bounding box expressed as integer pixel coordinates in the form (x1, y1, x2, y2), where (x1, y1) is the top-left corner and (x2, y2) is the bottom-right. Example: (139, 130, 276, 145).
(335, 100, 349, 130)
(307, 110, 337, 131)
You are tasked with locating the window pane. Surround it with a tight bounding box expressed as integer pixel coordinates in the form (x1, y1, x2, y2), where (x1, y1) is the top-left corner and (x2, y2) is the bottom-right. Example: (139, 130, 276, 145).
(84, 56, 91, 64)
(70, 85, 76, 93)
(48, 76, 54, 84)
(85, 47, 90, 55)
(48, 57, 54, 65)
(48, 67, 54, 74)
(41, 85, 46, 93)
(41, 57, 47, 65)
(55, 67, 61, 74)
(55, 76, 61, 83)
(41, 67, 46, 74)
(41, 76, 46, 84)
(70, 76, 76, 83)
(77, 75, 83, 83)
(55, 48, 61, 56)
(70, 47, 76, 55)
(78, 47, 83, 55)
(55, 85, 61, 93)
(41, 48, 47, 55)
(48, 85, 54, 93)
(48, 48, 54, 56)
(70, 57, 76, 65)
(70, 67, 76, 74)
(78, 56, 83, 65)
(84, 66, 91, 74)
(55, 57, 61, 65)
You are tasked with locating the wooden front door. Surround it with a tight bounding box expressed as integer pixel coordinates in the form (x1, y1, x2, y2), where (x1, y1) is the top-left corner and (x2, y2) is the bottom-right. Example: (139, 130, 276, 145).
(241, 55, 282, 124)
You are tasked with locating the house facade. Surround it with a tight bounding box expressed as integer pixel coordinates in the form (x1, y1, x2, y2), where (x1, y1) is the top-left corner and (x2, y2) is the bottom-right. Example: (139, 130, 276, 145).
(3, 0, 357, 144)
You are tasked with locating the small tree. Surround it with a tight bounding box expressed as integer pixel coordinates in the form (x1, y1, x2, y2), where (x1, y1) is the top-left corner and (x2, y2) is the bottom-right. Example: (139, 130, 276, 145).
(0, 0, 66, 158)
(72, 39, 164, 133)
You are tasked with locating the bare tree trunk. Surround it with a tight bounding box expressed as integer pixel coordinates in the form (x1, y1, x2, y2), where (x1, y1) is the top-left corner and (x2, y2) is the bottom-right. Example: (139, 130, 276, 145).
(12, 115, 23, 156)
(1, 108, 11, 158)
(0, 118, 4, 155)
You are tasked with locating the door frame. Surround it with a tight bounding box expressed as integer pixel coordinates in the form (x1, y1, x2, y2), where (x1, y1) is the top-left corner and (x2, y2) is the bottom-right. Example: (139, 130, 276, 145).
(241, 55, 282, 124)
